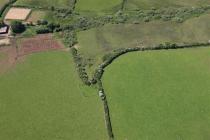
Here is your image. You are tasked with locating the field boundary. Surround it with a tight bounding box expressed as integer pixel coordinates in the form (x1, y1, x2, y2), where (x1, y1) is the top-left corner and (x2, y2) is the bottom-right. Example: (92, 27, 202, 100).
(0, 0, 17, 17)
(92, 42, 210, 82)
(71, 42, 210, 140)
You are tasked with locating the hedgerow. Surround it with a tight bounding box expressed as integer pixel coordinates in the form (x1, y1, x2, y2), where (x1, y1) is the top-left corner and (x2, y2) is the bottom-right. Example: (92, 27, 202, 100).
(92, 42, 210, 82)
(0, 0, 17, 17)
(71, 48, 91, 86)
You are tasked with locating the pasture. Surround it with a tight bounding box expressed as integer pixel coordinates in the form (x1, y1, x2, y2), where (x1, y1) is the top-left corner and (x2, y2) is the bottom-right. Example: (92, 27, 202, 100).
(76, 0, 122, 14)
(0, 0, 8, 9)
(14, 0, 74, 9)
(103, 47, 210, 140)
(77, 13, 210, 74)
(0, 51, 107, 140)
(27, 10, 46, 23)
(124, 0, 210, 10)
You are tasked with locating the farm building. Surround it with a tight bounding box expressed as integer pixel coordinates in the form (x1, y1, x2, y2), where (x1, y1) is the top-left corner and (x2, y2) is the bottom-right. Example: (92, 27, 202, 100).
(0, 25, 9, 34)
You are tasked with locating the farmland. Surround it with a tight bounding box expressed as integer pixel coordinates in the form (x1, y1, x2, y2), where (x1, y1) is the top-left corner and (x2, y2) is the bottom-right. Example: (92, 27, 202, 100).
(124, 0, 210, 10)
(0, 51, 107, 140)
(0, 0, 8, 9)
(14, 0, 74, 9)
(0, 52, 5, 59)
(18, 34, 63, 55)
(103, 47, 210, 140)
(26, 10, 46, 23)
(77, 13, 210, 75)
(1, 0, 210, 139)
(76, 0, 121, 14)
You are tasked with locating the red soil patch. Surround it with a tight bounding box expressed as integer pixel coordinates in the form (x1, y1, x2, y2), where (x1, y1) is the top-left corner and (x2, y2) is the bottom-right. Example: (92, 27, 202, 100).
(0, 46, 18, 74)
(0, 34, 64, 74)
(18, 34, 63, 56)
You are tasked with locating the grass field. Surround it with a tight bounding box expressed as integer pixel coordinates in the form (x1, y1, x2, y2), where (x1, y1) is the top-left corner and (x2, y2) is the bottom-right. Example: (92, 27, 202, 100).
(0, 0, 8, 9)
(77, 13, 210, 74)
(0, 51, 107, 140)
(103, 47, 210, 140)
(14, 0, 73, 8)
(76, 0, 122, 14)
(27, 10, 46, 23)
(124, 0, 210, 10)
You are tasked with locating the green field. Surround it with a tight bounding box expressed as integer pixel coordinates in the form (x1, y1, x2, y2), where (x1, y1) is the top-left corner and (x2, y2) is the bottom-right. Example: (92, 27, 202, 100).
(124, 0, 210, 10)
(103, 47, 210, 140)
(76, 0, 122, 13)
(27, 10, 46, 23)
(77, 14, 210, 74)
(0, 0, 8, 9)
(14, 0, 73, 8)
(0, 51, 107, 140)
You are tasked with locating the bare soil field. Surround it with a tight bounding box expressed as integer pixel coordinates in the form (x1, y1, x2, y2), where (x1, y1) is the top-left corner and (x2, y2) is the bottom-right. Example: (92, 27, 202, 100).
(18, 34, 64, 56)
(0, 46, 18, 74)
(0, 34, 64, 74)
(5, 8, 31, 20)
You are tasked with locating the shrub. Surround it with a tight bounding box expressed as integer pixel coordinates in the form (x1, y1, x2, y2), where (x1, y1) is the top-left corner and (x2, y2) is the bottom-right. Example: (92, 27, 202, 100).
(0, 0, 17, 17)
(63, 31, 77, 47)
(71, 48, 91, 86)
(0, 18, 4, 27)
(37, 20, 48, 25)
(10, 20, 25, 33)
(35, 26, 51, 34)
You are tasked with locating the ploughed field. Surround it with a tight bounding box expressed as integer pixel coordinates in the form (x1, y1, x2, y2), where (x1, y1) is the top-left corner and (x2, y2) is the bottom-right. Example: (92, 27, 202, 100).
(0, 51, 107, 140)
(103, 47, 210, 140)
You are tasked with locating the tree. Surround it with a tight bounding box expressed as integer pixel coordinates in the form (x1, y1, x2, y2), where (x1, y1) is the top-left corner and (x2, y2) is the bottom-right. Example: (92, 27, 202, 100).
(0, 18, 4, 27)
(10, 20, 25, 33)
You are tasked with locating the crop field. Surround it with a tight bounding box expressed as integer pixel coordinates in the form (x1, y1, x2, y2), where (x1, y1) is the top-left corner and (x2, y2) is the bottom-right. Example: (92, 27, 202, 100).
(14, 0, 74, 9)
(77, 14, 210, 73)
(124, 0, 210, 10)
(76, 0, 122, 13)
(103, 47, 210, 140)
(0, 51, 107, 140)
